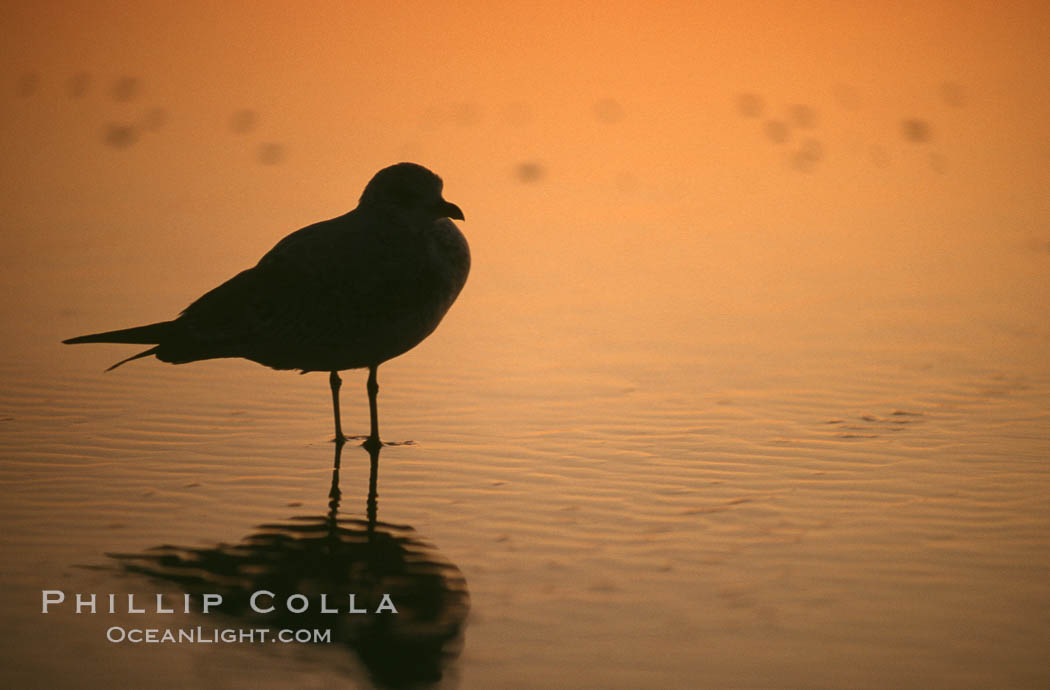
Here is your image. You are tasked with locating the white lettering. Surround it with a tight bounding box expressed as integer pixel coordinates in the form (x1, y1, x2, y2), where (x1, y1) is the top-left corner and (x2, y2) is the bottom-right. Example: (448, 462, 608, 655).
(75, 593, 96, 614)
(348, 594, 367, 614)
(127, 594, 145, 614)
(41, 590, 65, 613)
(376, 594, 398, 614)
(286, 594, 309, 613)
(250, 590, 274, 613)
(202, 593, 222, 614)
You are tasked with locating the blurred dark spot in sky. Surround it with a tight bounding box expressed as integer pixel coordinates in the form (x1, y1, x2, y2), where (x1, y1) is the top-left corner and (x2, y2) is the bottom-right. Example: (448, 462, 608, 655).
(1021, 237, 1050, 254)
(929, 153, 947, 173)
(67, 73, 90, 98)
(257, 142, 286, 165)
(231, 109, 258, 133)
(789, 104, 817, 128)
(791, 152, 817, 173)
(103, 124, 138, 149)
(16, 73, 39, 97)
(800, 138, 823, 159)
(503, 101, 533, 126)
(765, 120, 789, 143)
(735, 92, 763, 118)
(593, 98, 624, 123)
(901, 118, 932, 143)
(832, 83, 861, 110)
(453, 102, 481, 126)
(142, 107, 167, 131)
(870, 144, 890, 168)
(111, 76, 140, 102)
(940, 81, 965, 107)
(615, 171, 638, 194)
(513, 161, 545, 183)
(791, 138, 823, 172)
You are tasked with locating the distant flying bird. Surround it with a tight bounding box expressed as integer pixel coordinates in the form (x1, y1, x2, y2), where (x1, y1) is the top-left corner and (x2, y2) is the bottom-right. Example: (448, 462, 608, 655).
(64, 163, 470, 447)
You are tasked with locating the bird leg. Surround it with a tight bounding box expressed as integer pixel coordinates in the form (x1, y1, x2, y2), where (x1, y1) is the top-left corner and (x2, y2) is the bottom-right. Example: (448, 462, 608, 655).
(329, 370, 347, 444)
(364, 365, 381, 449)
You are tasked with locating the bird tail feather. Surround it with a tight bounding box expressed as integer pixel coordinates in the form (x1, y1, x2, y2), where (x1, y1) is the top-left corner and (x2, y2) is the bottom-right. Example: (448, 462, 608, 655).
(63, 321, 173, 345)
(105, 347, 160, 372)
(63, 321, 173, 372)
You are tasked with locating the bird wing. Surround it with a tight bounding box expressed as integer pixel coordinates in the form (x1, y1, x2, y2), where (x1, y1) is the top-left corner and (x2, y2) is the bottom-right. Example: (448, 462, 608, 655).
(157, 210, 434, 369)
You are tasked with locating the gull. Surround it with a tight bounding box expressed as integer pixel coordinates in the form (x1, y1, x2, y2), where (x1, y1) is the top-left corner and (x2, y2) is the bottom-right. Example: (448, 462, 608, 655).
(64, 162, 470, 448)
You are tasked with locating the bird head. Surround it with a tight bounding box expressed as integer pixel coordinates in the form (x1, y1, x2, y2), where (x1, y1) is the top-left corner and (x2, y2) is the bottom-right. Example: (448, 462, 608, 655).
(359, 162, 464, 224)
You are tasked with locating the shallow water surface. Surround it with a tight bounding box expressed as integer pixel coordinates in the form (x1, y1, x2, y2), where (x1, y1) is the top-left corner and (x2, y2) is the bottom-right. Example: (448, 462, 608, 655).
(2, 224, 1048, 687)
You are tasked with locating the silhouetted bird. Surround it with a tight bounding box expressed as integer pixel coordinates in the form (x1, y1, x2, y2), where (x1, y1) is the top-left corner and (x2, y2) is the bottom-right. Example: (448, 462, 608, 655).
(64, 163, 470, 447)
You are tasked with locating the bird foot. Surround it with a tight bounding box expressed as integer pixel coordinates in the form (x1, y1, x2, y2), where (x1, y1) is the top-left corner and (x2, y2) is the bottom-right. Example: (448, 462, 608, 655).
(335, 434, 414, 449)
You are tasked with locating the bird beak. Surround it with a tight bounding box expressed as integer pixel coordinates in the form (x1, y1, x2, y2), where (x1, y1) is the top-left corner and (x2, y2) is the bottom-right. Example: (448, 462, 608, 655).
(440, 200, 465, 221)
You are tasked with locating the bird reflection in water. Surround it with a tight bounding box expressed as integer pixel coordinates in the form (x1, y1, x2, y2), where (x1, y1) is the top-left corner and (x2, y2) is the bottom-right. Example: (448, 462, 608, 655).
(109, 441, 470, 688)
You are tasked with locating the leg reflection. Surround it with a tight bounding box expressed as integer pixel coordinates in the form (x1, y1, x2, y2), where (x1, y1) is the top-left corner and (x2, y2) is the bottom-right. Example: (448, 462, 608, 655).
(328, 432, 380, 531)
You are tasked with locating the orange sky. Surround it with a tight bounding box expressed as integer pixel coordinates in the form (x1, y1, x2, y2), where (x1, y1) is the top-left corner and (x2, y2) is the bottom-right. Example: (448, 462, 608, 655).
(4, 1, 1047, 213)
(2, 0, 1048, 346)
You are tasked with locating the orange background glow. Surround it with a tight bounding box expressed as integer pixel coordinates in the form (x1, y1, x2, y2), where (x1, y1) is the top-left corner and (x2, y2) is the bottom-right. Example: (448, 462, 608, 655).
(2, 3, 1049, 687)
(3, 1, 1049, 357)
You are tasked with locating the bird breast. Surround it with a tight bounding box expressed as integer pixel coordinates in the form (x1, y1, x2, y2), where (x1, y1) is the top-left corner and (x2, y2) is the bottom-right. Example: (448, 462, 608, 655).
(330, 217, 470, 370)
(426, 218, 471, 306)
